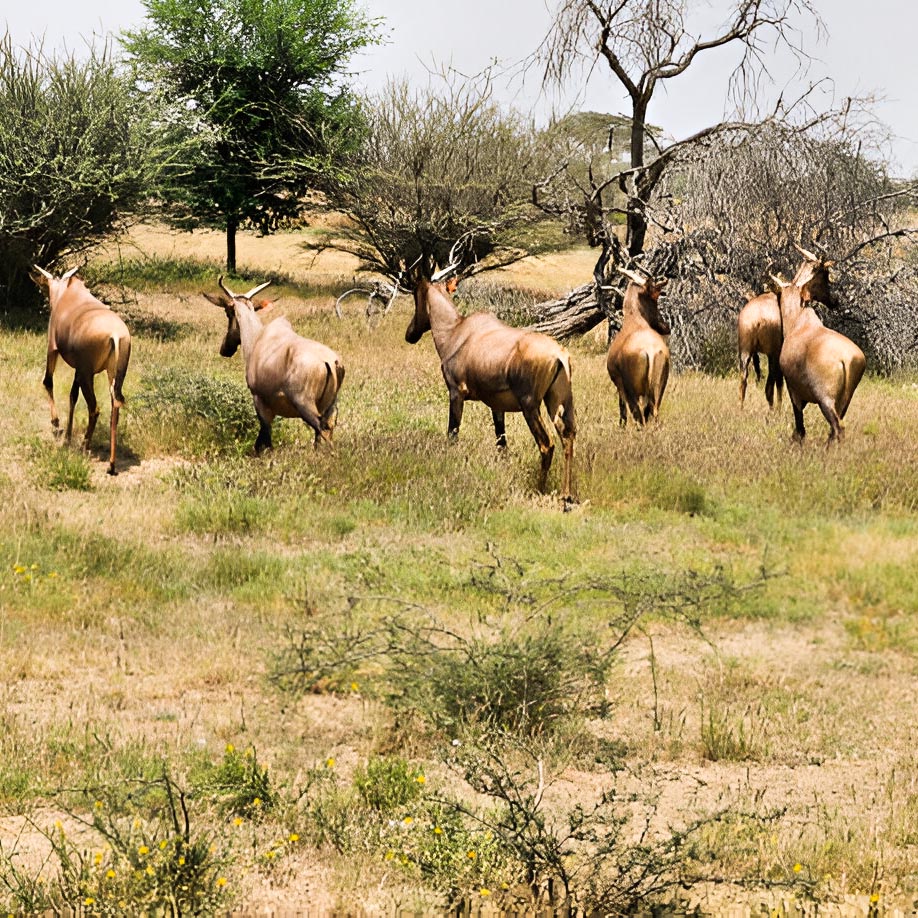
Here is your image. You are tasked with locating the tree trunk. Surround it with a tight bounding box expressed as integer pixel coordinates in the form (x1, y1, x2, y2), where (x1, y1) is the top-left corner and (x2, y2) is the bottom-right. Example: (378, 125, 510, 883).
(226, 215, 238, 274)
(527, 283, 606, 339)
(627, 98, 650, 258)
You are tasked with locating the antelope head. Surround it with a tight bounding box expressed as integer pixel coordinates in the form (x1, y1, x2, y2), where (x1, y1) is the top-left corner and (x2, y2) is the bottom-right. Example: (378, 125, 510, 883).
(618, 267, 671, 335)
(405, 257, 460, 344)
(792, 243, 835, 308)
(31, 265, 80, 308)
(202, 276, 272, 356)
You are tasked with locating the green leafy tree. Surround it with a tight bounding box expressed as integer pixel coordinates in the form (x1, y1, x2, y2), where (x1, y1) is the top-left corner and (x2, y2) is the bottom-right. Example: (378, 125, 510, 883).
(0, 35, 165, 309)
(122, 0, 379, 272)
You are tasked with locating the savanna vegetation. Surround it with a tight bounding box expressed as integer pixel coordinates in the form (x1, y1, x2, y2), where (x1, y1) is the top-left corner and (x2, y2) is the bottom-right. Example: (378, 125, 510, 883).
(1, 228, 918, 915)
(1, 0, 918, 913)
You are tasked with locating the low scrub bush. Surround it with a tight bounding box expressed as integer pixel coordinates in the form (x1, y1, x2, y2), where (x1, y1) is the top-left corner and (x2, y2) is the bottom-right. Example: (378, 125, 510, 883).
(28, 438, 93, 491)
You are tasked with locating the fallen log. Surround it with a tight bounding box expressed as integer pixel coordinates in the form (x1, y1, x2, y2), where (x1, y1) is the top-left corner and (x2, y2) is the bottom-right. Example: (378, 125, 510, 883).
(526, 282, 607, 339)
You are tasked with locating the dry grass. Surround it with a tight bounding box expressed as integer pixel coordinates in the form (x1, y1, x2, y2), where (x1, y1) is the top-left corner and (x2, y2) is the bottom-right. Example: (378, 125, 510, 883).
(1, 223, 918, 913)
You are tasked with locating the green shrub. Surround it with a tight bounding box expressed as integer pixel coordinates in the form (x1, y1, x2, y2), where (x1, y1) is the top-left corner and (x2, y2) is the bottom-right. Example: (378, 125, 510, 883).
(191, 744, 277, 818)
(354, 757, 426, 813)
(29, 439, 93, 491)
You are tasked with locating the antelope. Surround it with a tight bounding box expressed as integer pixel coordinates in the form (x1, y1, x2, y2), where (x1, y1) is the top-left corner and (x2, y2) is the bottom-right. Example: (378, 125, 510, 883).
(772, 246, 865, 444)
(737, 284, 783, 408)
(606, 268, 670, 426)
(203, 277, 345, 451)
(33, 266, 132, 475)
(405, 265, 576, 501)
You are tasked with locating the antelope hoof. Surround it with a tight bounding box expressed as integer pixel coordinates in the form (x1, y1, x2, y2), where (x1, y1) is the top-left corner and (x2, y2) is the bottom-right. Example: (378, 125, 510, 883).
(108, 464, 118, 476)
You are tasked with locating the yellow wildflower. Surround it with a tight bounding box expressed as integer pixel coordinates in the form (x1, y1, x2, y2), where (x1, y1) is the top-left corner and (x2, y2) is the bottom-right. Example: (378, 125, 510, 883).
(94, 852, 103, 865)
(216, 876, 227, 888)
(289, 833, 299, 843)
(84, 897, 95, 906)
(94, 801, 103, 810)
(325, 757, 335, 769)
(106, 869, 116, 879)
(226, 743, 235, 753)
(384, 850, 395, 861)
(480, 888, 491, 897)
(145, 865, 155, 877)
(467, 850, 477, 859)
(433, 826, 443, 835)
(233, 817, 244, 827)
(253, 797, 262, 807)
(402, 816, 413, 826)
(138, 845, 149, 856)
(177, 857, 185, 866)
(870, 894, 880, 904)
(350, 681, 359, 692)
(416, 775, 426, 784)
(159, 840, 168, 850)
(793, 863, 803, 874)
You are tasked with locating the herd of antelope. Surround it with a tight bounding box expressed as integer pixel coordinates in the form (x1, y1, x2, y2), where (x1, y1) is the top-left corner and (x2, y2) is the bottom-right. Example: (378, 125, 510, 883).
(33, 243, 864, 503)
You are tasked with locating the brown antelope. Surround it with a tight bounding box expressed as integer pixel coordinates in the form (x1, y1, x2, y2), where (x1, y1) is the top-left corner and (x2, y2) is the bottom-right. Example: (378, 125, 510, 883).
(772, 246, 865, 444)
(606, 268, 670, 426)
(203, 278, 345, 451)
(737, 285, 783, 408)
(405, 266, 576, 501)
(33, 266, 132, 475)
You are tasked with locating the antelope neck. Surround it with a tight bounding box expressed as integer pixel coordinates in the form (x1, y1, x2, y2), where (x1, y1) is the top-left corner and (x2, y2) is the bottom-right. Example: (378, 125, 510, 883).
(233, 300, 264, 360)
(778, 285, 806, 336)
(425, 285, 462, 358)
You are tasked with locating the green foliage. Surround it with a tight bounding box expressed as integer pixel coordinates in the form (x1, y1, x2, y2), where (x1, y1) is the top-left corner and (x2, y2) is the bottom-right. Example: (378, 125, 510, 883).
(0, 774, 229, 917)
(353, 757, 425, 813)
(0, 35, 165, 306)
(29, 439, 94, 492)
(121, 0, 380, 266)
(134, 369, 257, 455)
(191, 744, 277, 818)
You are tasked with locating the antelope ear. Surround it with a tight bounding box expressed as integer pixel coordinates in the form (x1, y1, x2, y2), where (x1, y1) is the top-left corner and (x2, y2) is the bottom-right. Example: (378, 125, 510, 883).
(445, 277, 459, 294)
(253, 299, 274, 313)
(202, 292, 230, 308)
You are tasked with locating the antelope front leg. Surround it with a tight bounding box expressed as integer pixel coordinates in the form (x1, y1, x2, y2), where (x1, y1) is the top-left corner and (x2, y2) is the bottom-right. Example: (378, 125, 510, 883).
(43, 351, 60, 434)
(447, 392, 464, 440)
(492, 410, 507, 449)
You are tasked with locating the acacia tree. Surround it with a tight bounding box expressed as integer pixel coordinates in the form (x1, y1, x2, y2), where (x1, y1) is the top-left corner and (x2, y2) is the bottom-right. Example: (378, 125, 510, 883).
(0, 36, 164, 308)
(122, 0, 379, 272)
(326, 73, 560, 282)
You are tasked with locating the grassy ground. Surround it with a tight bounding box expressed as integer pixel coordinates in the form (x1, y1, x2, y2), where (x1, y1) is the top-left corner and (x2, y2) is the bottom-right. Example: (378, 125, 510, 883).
(0, 224, 917, 914)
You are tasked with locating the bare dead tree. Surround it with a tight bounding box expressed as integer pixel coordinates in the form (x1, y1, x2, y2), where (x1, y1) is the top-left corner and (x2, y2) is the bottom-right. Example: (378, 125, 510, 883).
(539, 0, 824, 260)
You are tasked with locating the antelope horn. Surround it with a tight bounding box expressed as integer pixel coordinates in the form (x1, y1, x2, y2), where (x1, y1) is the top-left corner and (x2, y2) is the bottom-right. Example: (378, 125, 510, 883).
(218, 275, 237, 299)
(770, 273, 790, 289)
(33, 265, 54, 280)
(431, 261, 462, 283)
(793, 242, 819, 263)
(242, 281, 272, 299)
(61, 266, 80, 280)
(616, 266, 647, 285)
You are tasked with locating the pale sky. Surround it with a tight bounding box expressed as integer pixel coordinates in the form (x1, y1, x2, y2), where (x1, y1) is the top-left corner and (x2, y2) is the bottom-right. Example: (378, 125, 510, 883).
(4, 0, 917, 176)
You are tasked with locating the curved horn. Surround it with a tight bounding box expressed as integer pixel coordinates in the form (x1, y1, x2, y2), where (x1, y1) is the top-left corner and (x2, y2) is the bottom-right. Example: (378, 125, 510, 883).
(218, 275, 237, 299)
(431, 262, 461, 283)
(61, 266, 79, 280)
(616, 266, 647, 285)
(33, 265, 54, 281)
(242, 281, 272, 299)
(793, 242, 819, 263)
(770, 273, 789, 290)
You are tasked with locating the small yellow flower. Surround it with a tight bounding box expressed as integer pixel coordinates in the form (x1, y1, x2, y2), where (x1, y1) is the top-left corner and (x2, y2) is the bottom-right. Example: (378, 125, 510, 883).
(244, 747, 254, 758)
(233, 817, 244, 827)
(177, 857, 185, 866)
(793, 863, 803, 874)
(106, 869, 116, 879)
(94, 801, 103, 810)
(159, 840, 168, 850)
(289, 833, 299, 842)
(216, 876, 227, 888)
(433, 826, 443, 835)
(13, 565, 25, 575)
(480, 888, 491, 897)
(133, 819, 141, 829)
(350, 681, 359, 692)
(870, 894, 880, 904)
(253, 797, 262, 807)
(145, 865, 155, 877)
(384, 850, 394, 861)
(225, 743, 235, 754)
(84, 897, 95, 906)
(94, 851, 103, 865)
(266, 850, 276, 859)
(467, 850, 477, 859)
(416, 775, 426, 784)
(138, 845, 149, 856)
(402, 816, 413, 825)
(54, 820, 62, 831)
(30, 564, 38, 570)
(325, 757, 335, 769)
